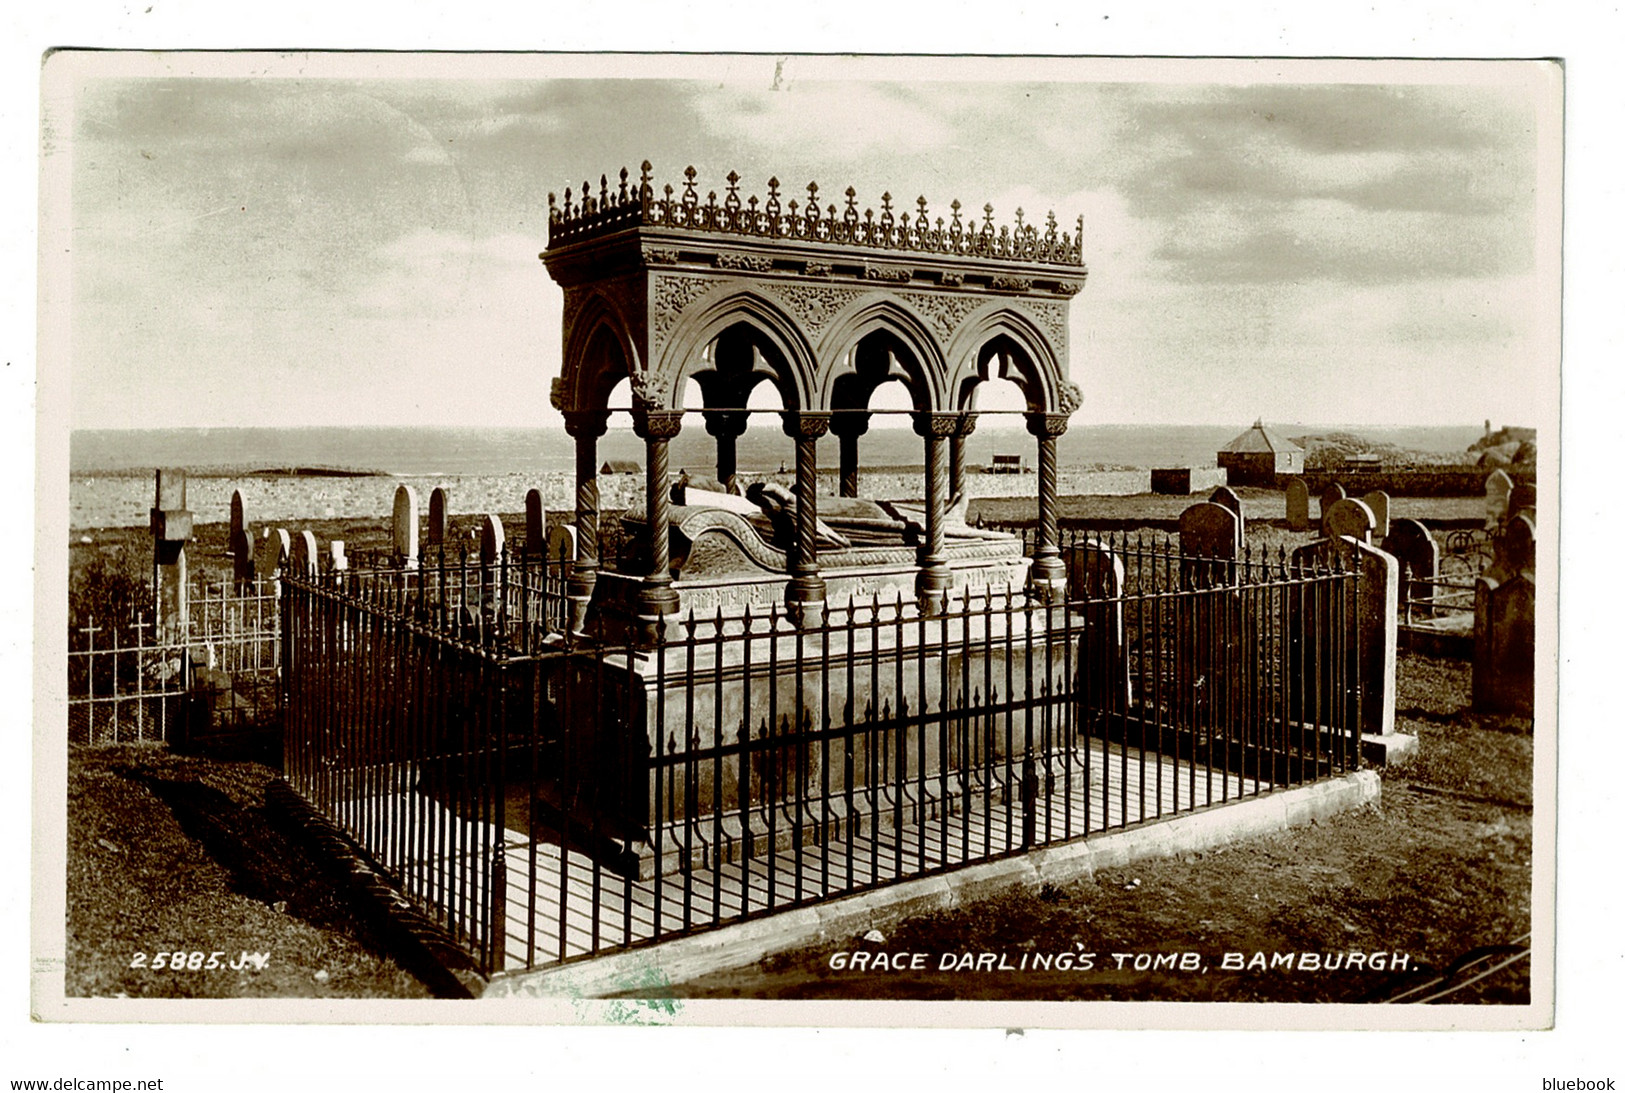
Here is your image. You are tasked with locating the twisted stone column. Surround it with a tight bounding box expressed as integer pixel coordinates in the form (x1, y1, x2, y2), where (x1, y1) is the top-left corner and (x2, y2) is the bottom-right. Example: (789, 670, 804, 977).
(563, 409, 609, 633)
(633, 407, 684, 639)
(783, 411, 831, 628)
(830, 411, 871, 498)
(949, 412, 978, 500)
(914, 412, 958, 615)
(1027, 412, 1071, 600)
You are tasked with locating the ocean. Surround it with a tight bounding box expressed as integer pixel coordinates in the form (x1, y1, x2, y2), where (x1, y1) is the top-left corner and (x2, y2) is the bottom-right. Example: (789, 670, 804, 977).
(66, 423, 1485, 530)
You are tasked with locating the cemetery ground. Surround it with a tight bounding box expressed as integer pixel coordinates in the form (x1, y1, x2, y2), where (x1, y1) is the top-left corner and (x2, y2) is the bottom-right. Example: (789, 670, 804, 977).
(62, 489, 1532, 1002)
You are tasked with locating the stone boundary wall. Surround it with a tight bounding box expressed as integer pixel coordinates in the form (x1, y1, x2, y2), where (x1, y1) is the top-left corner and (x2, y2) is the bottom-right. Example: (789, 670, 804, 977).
(1295, 466, 1534, 497)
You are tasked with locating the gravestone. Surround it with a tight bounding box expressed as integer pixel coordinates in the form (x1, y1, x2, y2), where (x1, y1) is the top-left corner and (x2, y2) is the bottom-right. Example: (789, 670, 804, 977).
(1067, 539, 1133, 712)
(1290, 534, 1399, 738)
(1361, 490, 1390, 539)
(1508, 482, 1536, 524)
(526, 489, 546, 554)
(1324, 498, 1376, 546)
(427, 487, 451, 548)
(291, 530, 319, 575)
(480, 514, 506, 566)
(1208, 485, 1243, 522)
(1285, 479, 1310, 532)
(1473, 514, 1535, 716)
(547, 523, 578, 565)
(229, 489, 247, 554)
(1383, 518, 1438, 617)
(1178, 501, 1240, 587)
(256, 528, 290, 580)
(1484, 468, 1513, 529)
(1318, 483, 1346, 536)
(329, 540, 348, 572)
(392, 485, 420, 567)
(150, 469, 194, 640)
(230, 527, 255, 589)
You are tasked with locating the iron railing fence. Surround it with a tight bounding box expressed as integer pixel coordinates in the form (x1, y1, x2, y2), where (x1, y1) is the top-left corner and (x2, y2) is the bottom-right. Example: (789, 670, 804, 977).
(282, 539, 1359, 980)
(67, 576, 282, 746)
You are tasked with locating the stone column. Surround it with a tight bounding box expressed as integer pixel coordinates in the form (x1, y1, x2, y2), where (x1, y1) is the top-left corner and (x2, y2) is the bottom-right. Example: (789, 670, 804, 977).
(563, 409, 609, 633)
(783, 411, 831, 628)
(704, 409, 747, 487)
(150, 468, 194, 645)
(1027, 412, 1070, 600)
(914, 413, 957, 615)
(949, 412, 978, 500)
(633, 407, 684, 638)
(830, 411, 871, 499)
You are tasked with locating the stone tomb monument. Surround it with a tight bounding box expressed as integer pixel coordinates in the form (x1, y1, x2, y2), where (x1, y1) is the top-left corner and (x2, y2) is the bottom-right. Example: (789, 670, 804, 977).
(539, 162, 1089, 874)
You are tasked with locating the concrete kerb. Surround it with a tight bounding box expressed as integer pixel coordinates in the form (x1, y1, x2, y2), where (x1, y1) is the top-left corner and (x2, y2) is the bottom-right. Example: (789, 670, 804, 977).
(483, 769, 1381, 1000)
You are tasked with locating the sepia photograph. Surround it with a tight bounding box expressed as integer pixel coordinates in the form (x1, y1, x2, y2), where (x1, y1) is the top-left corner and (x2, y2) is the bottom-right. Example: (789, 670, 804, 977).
(32, 46, 1565, 1043)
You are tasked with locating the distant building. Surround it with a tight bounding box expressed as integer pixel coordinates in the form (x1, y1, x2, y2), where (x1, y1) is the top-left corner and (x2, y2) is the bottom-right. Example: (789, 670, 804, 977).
(1216, 419, 1304, 486)
(601, 459, 641, 475)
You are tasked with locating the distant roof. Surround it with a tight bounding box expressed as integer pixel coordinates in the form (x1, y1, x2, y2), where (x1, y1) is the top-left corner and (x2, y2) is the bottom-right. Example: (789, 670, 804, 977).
(601, 459, 642, 474)
(1221, 419, 1304, 455)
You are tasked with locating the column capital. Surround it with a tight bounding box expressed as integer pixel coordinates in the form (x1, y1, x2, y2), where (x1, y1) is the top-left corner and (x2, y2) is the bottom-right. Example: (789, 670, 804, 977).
(563, 409, 610, 439)
(632, 409, 684, 441)
(912, 412, 960, 439)
(829, 410, 873, 440)
(781, 411, 831, 440)
(954, 412, 979, 438)
(1025, 412, 1070, 439)
(703, 409, 749, 440)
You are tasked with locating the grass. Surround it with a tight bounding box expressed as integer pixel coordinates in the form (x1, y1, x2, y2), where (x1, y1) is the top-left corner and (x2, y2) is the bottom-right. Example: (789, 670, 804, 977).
(65, 744, 432, 999)
(651, 653, 1533, 1003)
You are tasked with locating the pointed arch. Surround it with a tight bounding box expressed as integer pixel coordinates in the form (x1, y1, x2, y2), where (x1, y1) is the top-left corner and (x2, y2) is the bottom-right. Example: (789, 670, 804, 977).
(816, 296, 947, 414)
(944, 306, 1066, 415)
(560, 290, 641, 414)
(655, 287, 816, 413)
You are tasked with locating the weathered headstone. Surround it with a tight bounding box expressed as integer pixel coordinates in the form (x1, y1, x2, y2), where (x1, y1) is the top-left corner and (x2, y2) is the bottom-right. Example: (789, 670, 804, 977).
(1179, 501, 1240, 587)
(1383, 518, 1438, 617)
(1508, 482, 1536, 524)
(1324, 498, 1376, 545)
(1484, 468, 1513, 529)
(480, 514, 505, 566)
(1208, 485, 1243, 521)
(230, 527, 255, 589)
(291, 529, 319, 575)
(428, 487, 450, 547)
(525, 489, 546, 554)
(1068, 539, 1133, 711)
(1318, 482, 1346, 536)
(256, 528, 290, 580)
(546, 522, 578, 565)
(1474, 514, 1535, 716)
(1290, 534, 1399, 738)
(392, 485, 420, 567)
(1361, 490, 1390, 539)
(1285, 478, 1310, 532)
(329, 540, 348, 572)
(229, 489, 247, 552)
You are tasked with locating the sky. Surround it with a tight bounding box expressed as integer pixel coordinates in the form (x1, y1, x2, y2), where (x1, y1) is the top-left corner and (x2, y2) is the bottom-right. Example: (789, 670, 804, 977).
(48, 54, 1559, 431)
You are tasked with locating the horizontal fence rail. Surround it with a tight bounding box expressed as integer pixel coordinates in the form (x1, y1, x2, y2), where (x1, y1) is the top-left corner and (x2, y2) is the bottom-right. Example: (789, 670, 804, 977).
(282, 537, 1360, 980)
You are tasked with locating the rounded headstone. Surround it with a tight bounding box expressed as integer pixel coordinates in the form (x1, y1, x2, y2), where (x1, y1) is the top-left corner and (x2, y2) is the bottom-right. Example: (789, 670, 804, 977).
(1208, 485, 1243, 520)
(546, 523, 578, 564)
(291, 529, 319, 575)
(1484, 468, 1514, 527)
(480, 514, 505, 565)
(428, 487, 450, 546)
(1178, 501, 1240, 559)
(1285, 479, 1310, 532)
(392, 485, 420, 560)
(256, 528, 290, 578)
(526, 489, 546, 552)
(229, 489, 246, 548)
(1500, 513, 1536, 577)
(230, 527, 254, 582)
(1325, 498, 1376, 545)
(1508, 482, 1536, 523)
(1361, 490, 1391, 539)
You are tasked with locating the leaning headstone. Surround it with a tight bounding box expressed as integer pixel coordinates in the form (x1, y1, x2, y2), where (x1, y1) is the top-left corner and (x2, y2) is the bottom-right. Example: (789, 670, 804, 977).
(1318, 482, 1346, 536)
(1325, 498, 1376, 546)
(1484, 468, 1513, 529)
(1474, 514, 1535, 716)
(329, 540, 348, 572)
(1361, 490, 1390, 539)
(392, 484, 420, 567)
(1508, 482, 1536, 524)
(525, 489, 546, 554)
(480, 514, 505, 565)
(428, 487, 450, 547)
(1383, 518, 1438, 617)
(1285, 478, 1310, 532)
(291, 529, 319, 575)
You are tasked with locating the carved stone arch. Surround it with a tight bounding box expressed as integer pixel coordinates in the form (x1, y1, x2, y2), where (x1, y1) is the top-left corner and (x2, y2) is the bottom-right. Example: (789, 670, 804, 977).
(560, 290, 642, 413)
(655, 286, 816, 413)
(944, 306, 1068, 415)
(817, 296, 947, 414)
